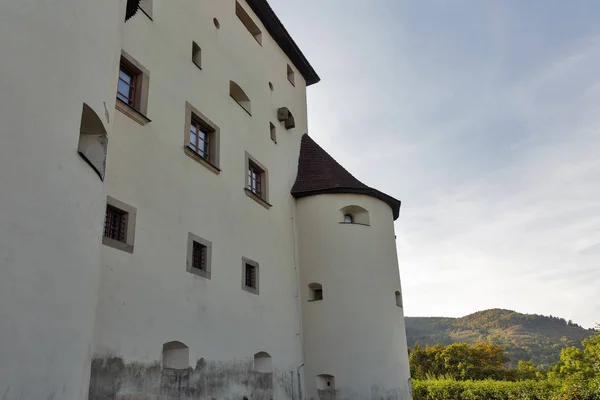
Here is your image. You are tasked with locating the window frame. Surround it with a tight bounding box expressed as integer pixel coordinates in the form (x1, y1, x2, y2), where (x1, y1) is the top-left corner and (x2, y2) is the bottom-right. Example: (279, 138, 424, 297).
(184, 102, 220, 174)
(242, 257, 260, 295)
(244, 152, 271, 208)
(102, 196, 137, 254)
(115, 51, 151, 125)
(186, 233, 212, 279)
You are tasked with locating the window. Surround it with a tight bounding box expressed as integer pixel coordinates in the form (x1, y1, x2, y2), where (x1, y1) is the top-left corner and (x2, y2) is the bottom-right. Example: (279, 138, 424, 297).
(229, 80, 251, 115)
(162, 342, 189, 370)
(235, 1, 262, 45)
(192, 42, 202, 69)
(139, 0, 152, 18)
(184, 102, 220, 173)
(189, 116, 211, 161)
(395, 291, 403, 307)
(213, 18, 220, 29)
(253, 352, 274, 390)
(242, 257, 259, 295)
(287, 64, 295, 86)
(248, 161, 263, 197)
(245, 152, 270, 208)
(117, 64, 136, 107)
(316, 375, 335, 391)
(340, 205, 370, 225)
(253, 352, 272, 373)
(102, 196, 136, 253)
(116, 52, 150, 125)
(187, 233, 212, 279)
(78, 103, 108, 181)
(269, 122, 276, 144)
(268, 82, 274, 91)
(309, 283, 323, 301)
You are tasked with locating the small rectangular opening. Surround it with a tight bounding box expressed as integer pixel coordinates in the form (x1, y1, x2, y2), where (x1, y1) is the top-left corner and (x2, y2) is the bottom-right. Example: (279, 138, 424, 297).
(236, 1, 262, 45)
(192, 241, 207, 271)
(287, 64, 295, 86)
(269, 122, 276, 144)
(104, 205, 128, 243)
(245, 264, 257, 289)
(192, 42, 202, 69)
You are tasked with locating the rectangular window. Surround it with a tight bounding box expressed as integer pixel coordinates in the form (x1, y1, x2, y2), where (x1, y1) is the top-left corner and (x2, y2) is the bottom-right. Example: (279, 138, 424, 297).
(185, 102, 220, 173)
(189, 117, 211, 161)
(314, 289, 323, 301)
(102, 197, 137, 254)
(187, 233, 212, 279)
(248, 161, 263, 198)
(117, 65, 137, 107)
(104, 205, 128, 243)
(270, 122, 276, 144)
(192, 241, 207, 271)
(245, 264, 256, 288)
(115, 52, 151, 125)
(242, 257, 259, 295)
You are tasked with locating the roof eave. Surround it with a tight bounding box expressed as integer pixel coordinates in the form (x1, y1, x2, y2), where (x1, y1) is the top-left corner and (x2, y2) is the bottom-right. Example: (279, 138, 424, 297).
(245, 0, 320, 86)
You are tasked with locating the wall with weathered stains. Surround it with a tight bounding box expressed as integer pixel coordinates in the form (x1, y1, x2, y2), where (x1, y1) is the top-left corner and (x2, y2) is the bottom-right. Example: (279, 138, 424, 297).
(0, 0, 125, 399)
(296, 194, 413, 400)
(92, 1, 307, 399)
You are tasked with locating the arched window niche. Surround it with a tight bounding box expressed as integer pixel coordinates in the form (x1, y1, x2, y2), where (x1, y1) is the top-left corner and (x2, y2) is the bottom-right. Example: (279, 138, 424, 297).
(340, 205, 370, 226)
(253, 351, 274, 391)
(162, 341, 189, 370)
(316, 374, 335, 391)
(78, 103, 108, 180)
(230, 80, 251, 115)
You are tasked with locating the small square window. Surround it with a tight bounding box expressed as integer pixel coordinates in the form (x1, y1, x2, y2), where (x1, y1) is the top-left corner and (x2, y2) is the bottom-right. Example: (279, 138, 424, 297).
(184, 102, 220, 173)
(116, 52, 150, 125)
(102, 197, 136, 254)
(187, 233, 212, 279)
(242, 257, 259, 295)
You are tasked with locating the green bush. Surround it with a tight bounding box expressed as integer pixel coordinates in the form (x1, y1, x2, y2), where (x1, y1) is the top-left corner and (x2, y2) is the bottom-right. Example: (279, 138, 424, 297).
(413, 379, 558, 400)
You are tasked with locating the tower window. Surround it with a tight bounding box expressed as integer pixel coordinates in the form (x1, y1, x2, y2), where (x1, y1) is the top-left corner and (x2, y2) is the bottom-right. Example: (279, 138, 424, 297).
(230, 80, 252, 115)
(104, 205, 128, 243)
(270, 122, 277, 144)
(184, 102, 220, 173)
(242, 257, 259, 295)
(186, 233, 212, 279)
(395, 291, 403, 307)
(309, 283, 323, 301)
(343, 214, 354, 224)
(115, 52, 150, 125)
(235, 1, 262, 45)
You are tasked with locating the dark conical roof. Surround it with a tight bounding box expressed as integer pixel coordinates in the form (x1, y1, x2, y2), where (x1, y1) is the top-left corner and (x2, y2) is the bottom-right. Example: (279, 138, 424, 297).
(291, 134, 401, 220)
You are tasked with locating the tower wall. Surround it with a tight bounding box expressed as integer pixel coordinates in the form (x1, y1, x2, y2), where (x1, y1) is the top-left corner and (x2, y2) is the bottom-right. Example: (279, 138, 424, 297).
(296, 194, 412, 400)
(0, 1, 125, 398)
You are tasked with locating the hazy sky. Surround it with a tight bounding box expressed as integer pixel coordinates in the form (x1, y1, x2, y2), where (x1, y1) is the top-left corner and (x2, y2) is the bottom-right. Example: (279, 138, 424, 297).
(270, 0, 600, 328)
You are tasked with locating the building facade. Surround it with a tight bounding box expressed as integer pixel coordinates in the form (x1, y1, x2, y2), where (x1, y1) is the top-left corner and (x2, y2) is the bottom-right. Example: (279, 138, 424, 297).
(0, 1, 411, 399)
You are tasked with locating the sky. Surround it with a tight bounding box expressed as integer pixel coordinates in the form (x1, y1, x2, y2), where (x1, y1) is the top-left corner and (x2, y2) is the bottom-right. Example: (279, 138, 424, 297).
(270, 0, 600, 329)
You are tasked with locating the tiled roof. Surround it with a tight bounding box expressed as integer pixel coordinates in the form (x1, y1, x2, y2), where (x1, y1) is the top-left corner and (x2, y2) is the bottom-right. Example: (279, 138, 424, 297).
(292, 134, 401, 220)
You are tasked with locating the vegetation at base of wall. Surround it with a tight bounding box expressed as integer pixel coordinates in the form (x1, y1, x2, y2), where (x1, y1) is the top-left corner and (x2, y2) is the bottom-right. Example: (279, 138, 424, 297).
(406, 309, 596, 369)
(410, 324, 600, 400)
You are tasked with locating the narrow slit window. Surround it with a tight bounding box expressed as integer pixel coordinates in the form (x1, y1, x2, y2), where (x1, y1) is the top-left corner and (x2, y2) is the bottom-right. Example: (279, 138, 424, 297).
(287, 64, 295, 86)
(192, 42, 202, 69)
(235, 1, 262, 45)
(270, 122, 276, 143)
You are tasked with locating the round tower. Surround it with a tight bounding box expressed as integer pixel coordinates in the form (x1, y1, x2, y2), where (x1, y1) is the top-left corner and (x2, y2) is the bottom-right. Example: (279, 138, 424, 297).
(292, 135, 412, 400)
(0, 1, 127, 398)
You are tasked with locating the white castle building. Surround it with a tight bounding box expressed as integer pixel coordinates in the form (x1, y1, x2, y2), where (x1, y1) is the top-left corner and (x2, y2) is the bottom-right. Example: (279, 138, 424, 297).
(0, 1, 412, 399)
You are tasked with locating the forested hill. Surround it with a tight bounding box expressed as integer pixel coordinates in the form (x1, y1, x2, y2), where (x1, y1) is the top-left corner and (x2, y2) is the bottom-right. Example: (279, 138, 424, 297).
(405, 309, 596, 369)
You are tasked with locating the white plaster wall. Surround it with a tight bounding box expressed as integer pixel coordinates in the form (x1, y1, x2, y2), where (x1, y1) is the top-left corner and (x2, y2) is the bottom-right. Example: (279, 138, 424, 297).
(93, 1, 308, 398)
(296, 194, 412, 400)
(0, 1, 125, 399)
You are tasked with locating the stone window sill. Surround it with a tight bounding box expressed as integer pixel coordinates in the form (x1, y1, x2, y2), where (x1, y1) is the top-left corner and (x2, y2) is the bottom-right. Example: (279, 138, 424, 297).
(338, 222, 370, 227)
(102, 236, 134, 254)
(116, 98, 151, 126)
(244, 188, 272, 209)
(184, 147, 221, 175)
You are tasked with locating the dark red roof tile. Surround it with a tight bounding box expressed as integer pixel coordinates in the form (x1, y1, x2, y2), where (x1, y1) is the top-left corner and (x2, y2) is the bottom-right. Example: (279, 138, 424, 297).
(292, 134, 401, 220)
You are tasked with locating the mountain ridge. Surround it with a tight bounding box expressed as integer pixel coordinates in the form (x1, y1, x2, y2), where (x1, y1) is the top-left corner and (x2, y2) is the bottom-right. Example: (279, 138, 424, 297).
(405, 308, 596, 369)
